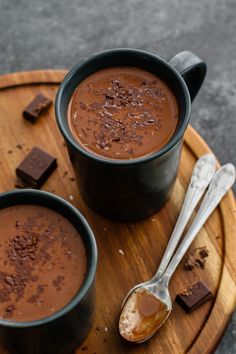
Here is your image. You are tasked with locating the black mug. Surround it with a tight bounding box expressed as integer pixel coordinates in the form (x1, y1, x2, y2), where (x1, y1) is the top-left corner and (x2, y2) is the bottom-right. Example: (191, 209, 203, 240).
(56, 49, 206, 221)
(0, 189, 97, 354)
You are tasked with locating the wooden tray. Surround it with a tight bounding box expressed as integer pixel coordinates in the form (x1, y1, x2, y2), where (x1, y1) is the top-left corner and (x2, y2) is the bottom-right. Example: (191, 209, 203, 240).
(0, 70, 235, 354)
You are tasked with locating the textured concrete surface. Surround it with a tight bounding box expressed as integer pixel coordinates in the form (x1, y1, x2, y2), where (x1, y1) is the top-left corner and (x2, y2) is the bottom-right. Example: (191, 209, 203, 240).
(0, 0, 235, 352)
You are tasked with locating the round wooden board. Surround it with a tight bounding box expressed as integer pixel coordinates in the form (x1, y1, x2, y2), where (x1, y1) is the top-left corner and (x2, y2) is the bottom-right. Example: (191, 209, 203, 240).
(0, 70, 235, 354)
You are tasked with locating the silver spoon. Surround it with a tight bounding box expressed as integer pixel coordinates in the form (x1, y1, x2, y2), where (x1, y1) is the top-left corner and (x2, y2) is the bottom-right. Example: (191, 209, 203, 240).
(119, 163, 235, 343)
(122, 153, 216, 306)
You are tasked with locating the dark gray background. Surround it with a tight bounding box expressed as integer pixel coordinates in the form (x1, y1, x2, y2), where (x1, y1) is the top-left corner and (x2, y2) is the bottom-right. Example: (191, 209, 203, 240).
(0, 0, 235, 353)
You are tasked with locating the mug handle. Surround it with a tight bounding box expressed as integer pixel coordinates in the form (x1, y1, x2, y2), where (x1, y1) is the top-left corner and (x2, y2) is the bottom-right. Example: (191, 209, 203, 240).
(168, 51, 207, 102)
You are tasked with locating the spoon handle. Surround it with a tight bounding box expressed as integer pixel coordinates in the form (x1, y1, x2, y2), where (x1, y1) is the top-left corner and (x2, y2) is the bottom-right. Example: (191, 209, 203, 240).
(154, 154, 216, 279)
(164, 163, 235, 281)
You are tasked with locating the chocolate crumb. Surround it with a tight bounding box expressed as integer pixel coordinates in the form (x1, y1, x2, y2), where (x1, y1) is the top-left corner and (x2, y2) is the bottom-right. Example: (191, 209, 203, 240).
(52, 275, 65, 290)
(15, 221, 21, 227)
(5, 305, 15, 312)
(31, 275, 39, 282)
(199, 248, 209, 259)
(3, 305, 16, 318)
(182, 286, 193, 296)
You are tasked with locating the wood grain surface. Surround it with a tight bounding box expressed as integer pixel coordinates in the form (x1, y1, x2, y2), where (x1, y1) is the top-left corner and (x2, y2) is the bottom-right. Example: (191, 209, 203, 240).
(0, 70, 235, 354)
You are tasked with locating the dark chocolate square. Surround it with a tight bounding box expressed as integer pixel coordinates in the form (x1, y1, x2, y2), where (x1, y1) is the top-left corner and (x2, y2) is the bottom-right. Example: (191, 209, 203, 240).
(176, 281, 213, 313)
(16, 147, 57, 188)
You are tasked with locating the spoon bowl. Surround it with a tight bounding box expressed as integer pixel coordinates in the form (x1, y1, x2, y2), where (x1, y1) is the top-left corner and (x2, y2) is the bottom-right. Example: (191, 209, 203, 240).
(119, 276, 172, 343)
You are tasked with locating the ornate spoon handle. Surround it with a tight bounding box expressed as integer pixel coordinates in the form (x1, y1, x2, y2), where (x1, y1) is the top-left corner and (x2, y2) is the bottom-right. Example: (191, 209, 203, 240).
(154, 153, 216, 279)
(164, 164, 235, 281)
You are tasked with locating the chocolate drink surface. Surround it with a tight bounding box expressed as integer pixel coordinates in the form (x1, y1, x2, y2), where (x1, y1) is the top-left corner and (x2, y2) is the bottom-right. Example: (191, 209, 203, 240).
(0, 205, 87, 322)
(68, 66, 179, 159)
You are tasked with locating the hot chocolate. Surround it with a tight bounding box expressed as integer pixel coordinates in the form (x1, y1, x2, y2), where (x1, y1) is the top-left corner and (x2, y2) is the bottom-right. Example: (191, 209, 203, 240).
(68, 66, 179, 159)
(0, 204, 87, 322)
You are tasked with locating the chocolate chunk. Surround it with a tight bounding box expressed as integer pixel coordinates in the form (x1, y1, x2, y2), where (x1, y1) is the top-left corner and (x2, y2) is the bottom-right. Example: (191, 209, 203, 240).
(16, 147, 57, 188)
(176, 281, 213, 313)
(23, 94, 52, 122)
(16, 144, 23, 150)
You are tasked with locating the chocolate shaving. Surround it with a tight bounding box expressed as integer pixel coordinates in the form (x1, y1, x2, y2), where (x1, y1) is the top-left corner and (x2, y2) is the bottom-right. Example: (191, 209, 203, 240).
(0, 220, 54, 303)
(3, 305, 16, 319)
(71, 76, 167, 158)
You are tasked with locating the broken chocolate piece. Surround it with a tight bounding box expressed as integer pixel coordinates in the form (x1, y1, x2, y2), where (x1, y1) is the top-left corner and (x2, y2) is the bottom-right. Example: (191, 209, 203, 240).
(23, 94, 52, 122)
(183, 246, 209, 271)
(183, 254, 195, 271)
(195, 258, 206, 269)
(176, 281, 213, 313)
(199, 248, 209, 259)
(16, 147, 57, 188)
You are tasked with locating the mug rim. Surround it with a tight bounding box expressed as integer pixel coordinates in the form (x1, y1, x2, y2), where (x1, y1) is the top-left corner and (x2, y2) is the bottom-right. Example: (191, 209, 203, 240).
(0, 189, 97, 328)
(55, 48, 191, 165)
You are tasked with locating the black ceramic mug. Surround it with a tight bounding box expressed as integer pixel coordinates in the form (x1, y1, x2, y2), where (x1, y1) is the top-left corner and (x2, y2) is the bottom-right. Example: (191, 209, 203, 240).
(56, 49, 206, 221)
(0, 189, 97, 354)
